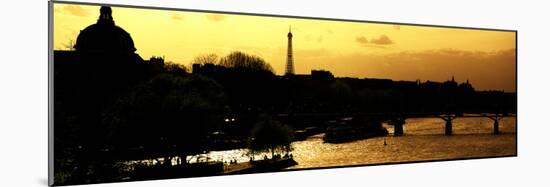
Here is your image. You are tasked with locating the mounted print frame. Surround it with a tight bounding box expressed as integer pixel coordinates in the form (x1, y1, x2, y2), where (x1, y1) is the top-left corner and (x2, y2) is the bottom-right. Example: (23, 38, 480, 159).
(49, 1, 517, 186)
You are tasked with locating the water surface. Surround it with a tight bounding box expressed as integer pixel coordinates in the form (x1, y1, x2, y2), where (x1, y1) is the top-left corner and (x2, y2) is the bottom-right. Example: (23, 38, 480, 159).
(289, 117, 516, 169)
(136, 117, 516, 169)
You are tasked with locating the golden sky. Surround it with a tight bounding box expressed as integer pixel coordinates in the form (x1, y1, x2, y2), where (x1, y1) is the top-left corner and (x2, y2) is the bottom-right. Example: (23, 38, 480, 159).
(53, 3, 516, 92)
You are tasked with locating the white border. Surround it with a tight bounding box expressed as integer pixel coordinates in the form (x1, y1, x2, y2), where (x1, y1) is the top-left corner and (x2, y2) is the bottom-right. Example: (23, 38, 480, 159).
(2, 0, 550, 187)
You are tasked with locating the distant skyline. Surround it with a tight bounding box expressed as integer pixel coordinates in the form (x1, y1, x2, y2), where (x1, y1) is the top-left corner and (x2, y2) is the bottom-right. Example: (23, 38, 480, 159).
(53, 3, 516, 92)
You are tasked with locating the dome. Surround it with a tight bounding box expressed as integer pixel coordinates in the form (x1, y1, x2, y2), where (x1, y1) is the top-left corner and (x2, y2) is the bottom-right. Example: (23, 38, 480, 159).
(74, 6, 136, 53)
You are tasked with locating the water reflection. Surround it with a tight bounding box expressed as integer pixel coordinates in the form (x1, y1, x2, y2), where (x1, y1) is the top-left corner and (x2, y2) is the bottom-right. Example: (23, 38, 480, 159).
(290, 117, 516, 169)
(130, 117, 516, 170)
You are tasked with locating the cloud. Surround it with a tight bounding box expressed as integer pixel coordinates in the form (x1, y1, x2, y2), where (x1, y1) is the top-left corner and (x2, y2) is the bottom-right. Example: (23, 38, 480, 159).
(370, 35, 394, 45)
(356, 35, 395, 47)
(171, 13, 183, 21)
(63, 5, 90, 17)
(317, 35, 323, 42)
(355, 36, 369, 44)
(207, 14, 226, 22)
(318, 48, 516, 91)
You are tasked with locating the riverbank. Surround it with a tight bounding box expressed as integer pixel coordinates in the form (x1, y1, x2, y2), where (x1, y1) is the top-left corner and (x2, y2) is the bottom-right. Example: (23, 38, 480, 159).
(224, 158, 298, 174)
(127, 157, 297, 181)
(131, 162, 223, 180)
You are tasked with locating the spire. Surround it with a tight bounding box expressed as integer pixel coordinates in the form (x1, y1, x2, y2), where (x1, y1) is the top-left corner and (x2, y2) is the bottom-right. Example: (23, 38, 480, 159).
(451, 76, 455, 82)
(98, 6, 114, 25)
(285, 25, 295, 75)
(287, 25, 293, 38)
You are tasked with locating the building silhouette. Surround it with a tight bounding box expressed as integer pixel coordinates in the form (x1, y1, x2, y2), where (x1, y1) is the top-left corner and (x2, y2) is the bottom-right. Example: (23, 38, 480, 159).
(53, 6, 165, 111)
(75, 6, 136, 54)
(54, 6, 162, 67)
(285, 26, 295, 75)
(53, 6, 164, 76)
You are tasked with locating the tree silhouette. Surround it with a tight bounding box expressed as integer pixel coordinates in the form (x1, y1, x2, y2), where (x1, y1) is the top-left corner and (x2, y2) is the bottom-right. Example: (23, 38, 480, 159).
(192, 53, 219, 65)
(103, 73, 227, 163)
(163, 62, 188, 75)
(249, 114, 293, 158)
(218, 51, 274, 73)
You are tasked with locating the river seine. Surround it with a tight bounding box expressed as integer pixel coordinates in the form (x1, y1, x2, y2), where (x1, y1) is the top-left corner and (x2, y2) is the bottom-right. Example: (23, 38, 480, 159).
(147, 117, 517, 169)
(289, 117, 516, 169)
(163, 117, 516, 169)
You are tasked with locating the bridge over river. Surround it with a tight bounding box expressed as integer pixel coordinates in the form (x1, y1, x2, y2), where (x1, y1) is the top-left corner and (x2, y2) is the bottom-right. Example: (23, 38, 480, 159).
(277, 112, 516, 136)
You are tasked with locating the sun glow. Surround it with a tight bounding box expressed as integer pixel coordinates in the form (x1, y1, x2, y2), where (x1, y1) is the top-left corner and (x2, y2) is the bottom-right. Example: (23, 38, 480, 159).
(53, 3, 516, 91)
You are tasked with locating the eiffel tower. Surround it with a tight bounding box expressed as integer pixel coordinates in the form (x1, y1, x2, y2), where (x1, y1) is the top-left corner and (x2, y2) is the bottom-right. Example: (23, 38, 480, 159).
(285, 26, 295, 75)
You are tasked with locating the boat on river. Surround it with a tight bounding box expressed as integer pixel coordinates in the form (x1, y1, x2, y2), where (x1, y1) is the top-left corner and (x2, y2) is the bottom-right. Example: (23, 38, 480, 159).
(323, 117, 388, 143)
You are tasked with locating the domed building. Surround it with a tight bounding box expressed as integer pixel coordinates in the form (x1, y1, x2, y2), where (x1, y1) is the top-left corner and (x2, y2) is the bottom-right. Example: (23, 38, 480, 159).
(53, 6, 165, 91)
(54, 6, 147, 66)
(74, 6, 136, 53)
